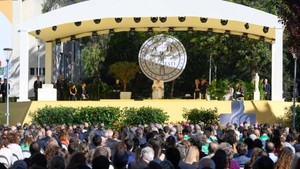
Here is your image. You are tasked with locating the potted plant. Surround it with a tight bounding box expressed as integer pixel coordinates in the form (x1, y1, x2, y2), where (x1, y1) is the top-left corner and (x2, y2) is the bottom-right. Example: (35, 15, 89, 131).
(108, 61, 140, 99)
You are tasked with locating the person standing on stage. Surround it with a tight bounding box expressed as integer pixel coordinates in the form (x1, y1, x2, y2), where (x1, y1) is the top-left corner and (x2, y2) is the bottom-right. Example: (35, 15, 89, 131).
(1, 78, 9, 103)
(193, 79, 201, 99)
(81, 82, 89, 100)
(200, 79, 208, 99)
(33, 75, 43, 100)
(152, 77, 164, 99)
(56, 75, 67, 100)
(263, 79, 271, 100)
(112, 79, 122, 99)
(69, 84, 77, 100)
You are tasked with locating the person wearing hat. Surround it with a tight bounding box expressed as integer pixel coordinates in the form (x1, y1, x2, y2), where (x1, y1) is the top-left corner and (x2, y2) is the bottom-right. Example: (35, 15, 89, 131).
(33, 75, 43, 101)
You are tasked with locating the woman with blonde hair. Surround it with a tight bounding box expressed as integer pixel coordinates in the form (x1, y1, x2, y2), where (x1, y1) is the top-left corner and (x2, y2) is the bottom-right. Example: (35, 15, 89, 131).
(183, 146, 199, 167)
(274, 147, 294, 169)
(244, 147, 265, 169)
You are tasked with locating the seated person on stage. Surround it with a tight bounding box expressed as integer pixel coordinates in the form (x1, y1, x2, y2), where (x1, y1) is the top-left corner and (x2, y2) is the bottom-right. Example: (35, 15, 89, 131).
(69, 84, 77, 100)
(200, 79, 208, 99)
(81, 82, 89, 100)
(234, 82, 244, 100)
(152, 77, 164, 99)
(223, 84, 234, 100)
(193, 79, 201, 99)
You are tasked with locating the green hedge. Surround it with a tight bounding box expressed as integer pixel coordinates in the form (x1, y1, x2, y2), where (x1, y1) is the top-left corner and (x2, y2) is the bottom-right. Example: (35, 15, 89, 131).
(30, 106, 169, 128)
(182, 107, 219, 125)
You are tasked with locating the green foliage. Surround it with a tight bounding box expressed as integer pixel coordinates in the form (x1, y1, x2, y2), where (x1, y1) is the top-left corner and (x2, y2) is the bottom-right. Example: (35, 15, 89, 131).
(81, 41, 106, 77)
(108, 61, 140, 91)
(31, 106, 121, 128)
(279, 105, 300, 131)
(122, 107, 169, 126)
(182, 107, 219, 125)
(207, 80, 230, 100)
(31, 106, 169, 128)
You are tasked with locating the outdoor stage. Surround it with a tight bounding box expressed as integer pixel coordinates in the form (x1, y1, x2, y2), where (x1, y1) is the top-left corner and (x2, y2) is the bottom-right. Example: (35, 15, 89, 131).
(0, 99, 296, 126)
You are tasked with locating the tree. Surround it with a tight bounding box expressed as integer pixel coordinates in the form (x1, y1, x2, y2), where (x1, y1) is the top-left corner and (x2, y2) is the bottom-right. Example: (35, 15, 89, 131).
(108, 61, 140, 91)
(41, 0, 87, 13)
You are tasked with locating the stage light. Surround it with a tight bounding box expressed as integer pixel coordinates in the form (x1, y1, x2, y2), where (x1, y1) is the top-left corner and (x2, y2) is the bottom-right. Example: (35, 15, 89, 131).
(168, 27, 175, 34)
(151, 17, 158, 23)
(220, 19, 228, 26)
(187, 27, 193, 34)
(55, 38, 61, 45)
(147, 27, 153, 35)
(159, 17, 167, 23)
(134, 17, 141, 23)
(259, 36, 265, 41)
(224, 30, 230, 37)
(35, 30, 41, 35)
(94, 19, 101, 24)
(52, 26, 57, 31)
(109, 29, 115, 35)
(74, 21, 81, 27)
(200, 17, 208, 23)
(92, 31, 98, 38)
(242, 33, 248, 38)
(115, 17, 122, 23)
(263, 26, 269, 33)
(70, 35, 76, 41)
(244, 23, 249, 29)
(178, 16, 186, 22)
(129, 28, 135, 35)
(207, 28, 213, 34)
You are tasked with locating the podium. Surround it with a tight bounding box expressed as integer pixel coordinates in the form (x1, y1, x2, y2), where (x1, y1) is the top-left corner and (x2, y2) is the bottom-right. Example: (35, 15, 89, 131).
(38, 84, 57, 101)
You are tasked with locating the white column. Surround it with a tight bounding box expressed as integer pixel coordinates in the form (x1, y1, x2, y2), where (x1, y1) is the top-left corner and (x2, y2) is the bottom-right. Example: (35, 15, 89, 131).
(271, 27, 284, 101)
(45, 42, 53, 84)
(17, 30, 30, 102)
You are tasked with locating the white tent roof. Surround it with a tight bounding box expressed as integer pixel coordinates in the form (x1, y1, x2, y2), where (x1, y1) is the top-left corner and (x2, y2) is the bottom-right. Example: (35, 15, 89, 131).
(20, 0, 282, 42)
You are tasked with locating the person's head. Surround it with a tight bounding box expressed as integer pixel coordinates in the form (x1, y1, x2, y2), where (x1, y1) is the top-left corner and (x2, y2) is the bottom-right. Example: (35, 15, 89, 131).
(165, 147, 181, 167)
(236, 142, 248, 155)
(112, 149, 128, 169)
(146, 161, 162, 169)
(227, 84, 232, 88)
(198, 158, 216, 169)
(265, 141, 275, 153)
(218, 142, 233, 159)
(141, 146, 155, 162)
(37, 76, 40, 80)
(275, 147, 294, 169)
(30, 153, 48, 168)
(208, 141, 219, 155)
(253, 156, 274, 169)
(4, 78, 7, 83)
(156, 77, 161, 82)
(195, 79, 200, 84)
(92, 155, 110, 169)
(184, 146, 199, 164)
(211, 149, 229, 169)
(92, 146, 109, 160)
(30, 141, 41, 155)
(92, 134, 102, 147)
(82, 82, 86, 87)
(66, 152, 86, 169)
(49, 155, 65, 169)
(116, 79, 120, 84)
(264, 79, 268, 84)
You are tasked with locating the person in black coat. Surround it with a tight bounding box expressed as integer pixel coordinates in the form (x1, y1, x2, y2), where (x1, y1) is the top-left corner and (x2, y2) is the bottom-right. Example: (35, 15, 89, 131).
(1, 78, 9, 103)
(112, 79, 122, 99)
(34, 76, 43, 100)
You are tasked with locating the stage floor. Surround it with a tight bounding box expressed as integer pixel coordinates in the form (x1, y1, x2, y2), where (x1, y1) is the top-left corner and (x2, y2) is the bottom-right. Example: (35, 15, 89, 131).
(0, 99, 295, 126)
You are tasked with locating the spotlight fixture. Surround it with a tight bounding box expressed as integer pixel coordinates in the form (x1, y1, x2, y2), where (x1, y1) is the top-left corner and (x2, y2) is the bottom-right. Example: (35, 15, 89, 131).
(200, 17, 208, 23)
(259, 36, 265, 41)
(115, 17, 122, 23)
(52, 26, 57, 31)
(224, 30, 230, 37)
(147, 27, 153, 35)
(74, 21, 81, 27)
(159, 17, 167, 23)
(70, 35, 76, 41)
(263, 26, 269, 33)
(244, 23, 249, 29)
(207, 28, 213, 34)
(55, 38, 61, 45)
(129, 28, 135, 35)
(35, 30, 41, 35)
(242, 33, 248, 38)
(220, 19, 228, 26)
(187, 27, 193, 34)
(92, 31, 98, 38)
(109, 29, 115, 35)
(168, 27, 175, 34)
(93, 19, 101, 24)
(134, 17, 141, 23)
(178, 16, 186, 22)
(150, 17, 158, 23)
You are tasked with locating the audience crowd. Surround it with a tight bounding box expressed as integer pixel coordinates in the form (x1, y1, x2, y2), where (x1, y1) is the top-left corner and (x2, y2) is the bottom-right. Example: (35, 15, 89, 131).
(0, 121, 299, 169)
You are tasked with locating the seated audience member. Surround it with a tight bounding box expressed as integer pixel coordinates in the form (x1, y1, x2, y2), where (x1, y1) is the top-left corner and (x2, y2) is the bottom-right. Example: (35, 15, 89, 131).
(265, 141, 278, 163)
(128, 146, 154, 169)
(113, 149, 129, 169)
(223, 84, 234, 100)
(234, 142, 250, 167)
